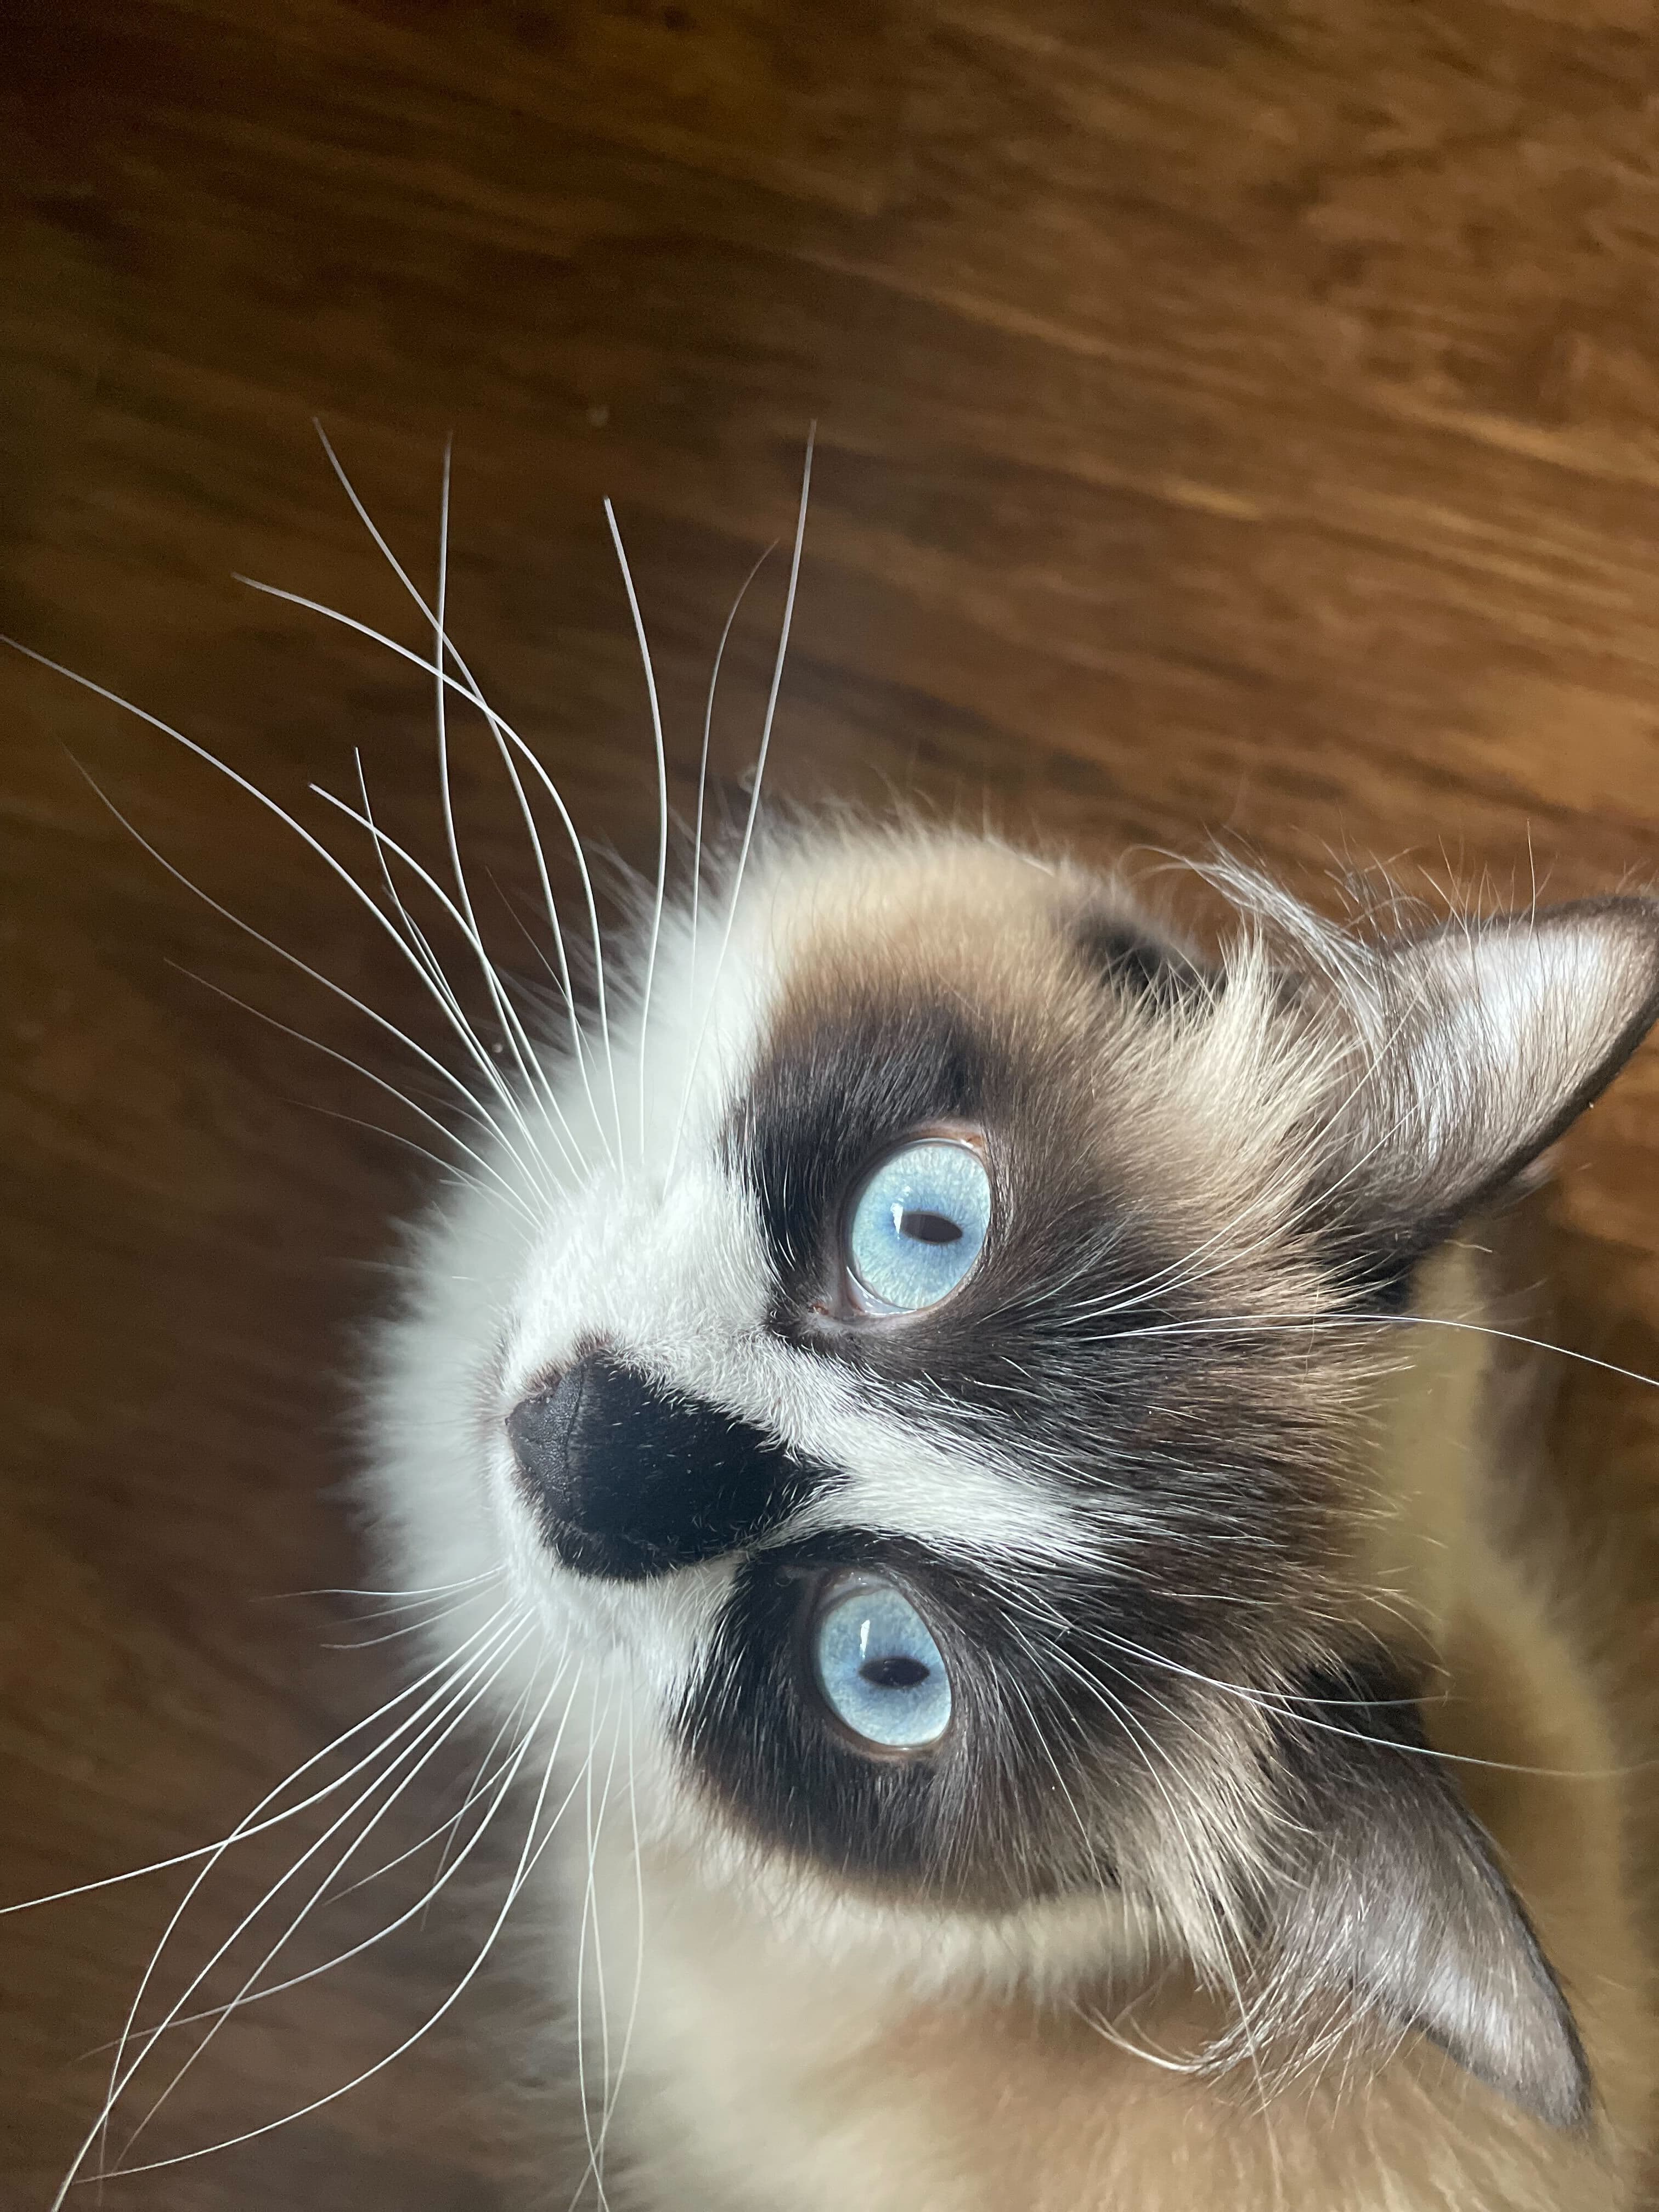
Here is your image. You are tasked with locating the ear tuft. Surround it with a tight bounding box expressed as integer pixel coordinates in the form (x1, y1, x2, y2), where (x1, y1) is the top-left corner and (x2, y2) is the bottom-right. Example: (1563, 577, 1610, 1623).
(1317, 896, 1659, 1272)
(1074, 904, 1214, 1014)
(1269, 1664, 1592, 2129)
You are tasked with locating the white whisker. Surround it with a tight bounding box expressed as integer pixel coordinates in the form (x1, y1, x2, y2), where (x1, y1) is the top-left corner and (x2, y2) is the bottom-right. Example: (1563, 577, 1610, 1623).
(305, 421, 625, 1165)
(74, 1600, 520, 2192)
(99, 1647, 551, 2062)
(602, 500, 669, 1169)
(428, 444, 588, 1184)
(273, 1572, 506, 1604)
(2, 1603, 519, 1921)
(484, 706, 618, 1173)
(160, 958, 536, 1230)
(568, 1681, 608, 2208)
(669, 540, 776, 1182)
(110, 1616, 538, 2164)
(8, 658, 557, 1210)
(669, 428, 814, 1184)
(311, 782, 584, 1186)
(86, 1666, 589, 2186)
(233, 571, 626, 1169)
(592, 1697, 645, 2183)
(1079, 1307, 1659, 1399)
(1073, 1615, 1657, 1780)
(569, 1679, 624, 2210)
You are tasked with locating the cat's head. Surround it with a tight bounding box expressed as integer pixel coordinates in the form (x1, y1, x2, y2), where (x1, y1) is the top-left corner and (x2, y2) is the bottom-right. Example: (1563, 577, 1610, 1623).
(373, 823, 1659, 2130)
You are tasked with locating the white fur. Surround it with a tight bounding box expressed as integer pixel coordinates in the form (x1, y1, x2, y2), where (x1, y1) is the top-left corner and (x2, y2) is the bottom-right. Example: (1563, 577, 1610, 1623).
(362, 829, 1658, 2209)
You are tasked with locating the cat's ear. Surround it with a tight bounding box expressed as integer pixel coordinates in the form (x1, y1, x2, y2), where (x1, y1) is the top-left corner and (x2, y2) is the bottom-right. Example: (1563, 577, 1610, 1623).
(1267, 1681, 1590, 2128)
(1316, 898, 1659, 1269)
(1074, 902, 1215, 1014)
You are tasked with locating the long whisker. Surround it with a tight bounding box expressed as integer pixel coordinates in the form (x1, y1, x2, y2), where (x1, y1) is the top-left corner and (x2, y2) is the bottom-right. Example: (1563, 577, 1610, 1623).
(344, 741, 540, 1150)
(1079, 1308, 1659, 1398)
(319, 1599, 498, 1651)
(311, 783, 584, 1186)
(287, 1098, 497, 1196)
(99, 1671, 534, 2065)
(567, 1680, 610, 2207)
(109, 1638, 565, 2071)
(110, 1616, 538, 2164)
(490, 715, 627, 1165)
(569, 1679, 624, 2210)
(316, 1590, 497, 1631)
(82, 1669, 590, 2188)
(484, 708, 617, 1174)
(1073, 1617, 1657, 1781)
(305, 422, 626, 1165)
(160, 960, 535, 1230)
(602, 500, 668, 1169)
(427, 445, 584, 1183)
(234, 573, 626, 1167)
(670, 541, 776, 1182)
(324, 1658, 550, 1915)
(8, 653, 556, 1209)
(591, 1697, 645, 2190)
(271, 1571, 507, 1604)
(669, 430, 814, 1183)
(318, 761, 561, 1201)
(82, 1600, 519, 2186)
(1, 1602, 519, 1919)
(312, 1582, 504, 1635)
(413, 1641, 551, 1927)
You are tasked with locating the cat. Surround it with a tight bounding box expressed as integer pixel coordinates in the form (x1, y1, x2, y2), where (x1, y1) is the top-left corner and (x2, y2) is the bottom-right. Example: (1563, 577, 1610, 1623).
(12, 449, 1657, 2208)
(366, 811, 1659, 2211)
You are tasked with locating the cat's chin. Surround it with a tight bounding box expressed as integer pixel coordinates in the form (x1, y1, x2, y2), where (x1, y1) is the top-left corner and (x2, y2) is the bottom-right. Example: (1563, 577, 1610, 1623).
(631, 1814, 1158, 2008)
(492, 1605, 1156, 2011)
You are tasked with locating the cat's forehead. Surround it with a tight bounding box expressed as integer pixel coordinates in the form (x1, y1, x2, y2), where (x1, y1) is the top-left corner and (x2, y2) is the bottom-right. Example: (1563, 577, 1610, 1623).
(758, 832, 1093, 995)
(733, 831, 1303, 1259)
(748, 832, 1198, 1100)
(501, 828, 1313, 1382)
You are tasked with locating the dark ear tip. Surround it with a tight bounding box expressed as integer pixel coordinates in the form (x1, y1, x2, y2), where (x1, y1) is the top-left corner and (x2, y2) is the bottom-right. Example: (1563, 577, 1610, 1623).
(1551, 2058, 1596, 2136)
(1527, 1971, 1595, 2135)
(1430, 1997, 1594, 2134)
(1514, 2042, 1594, 2136)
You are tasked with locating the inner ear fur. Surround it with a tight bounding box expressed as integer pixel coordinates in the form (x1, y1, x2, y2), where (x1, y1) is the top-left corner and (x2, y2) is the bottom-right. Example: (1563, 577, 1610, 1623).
(1265, 1668, 1590, 2130)
(1073, 899, 1216, 1015)
(1311, 896, 1659, 1274)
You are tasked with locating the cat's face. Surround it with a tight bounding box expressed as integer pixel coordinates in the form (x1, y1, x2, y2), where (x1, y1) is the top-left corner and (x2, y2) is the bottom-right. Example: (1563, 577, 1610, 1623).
(373, 823, 1659, 2127)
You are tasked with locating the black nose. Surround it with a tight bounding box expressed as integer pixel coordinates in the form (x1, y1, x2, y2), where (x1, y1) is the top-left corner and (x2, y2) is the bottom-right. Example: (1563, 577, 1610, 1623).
(505, 1353, 822, 1579)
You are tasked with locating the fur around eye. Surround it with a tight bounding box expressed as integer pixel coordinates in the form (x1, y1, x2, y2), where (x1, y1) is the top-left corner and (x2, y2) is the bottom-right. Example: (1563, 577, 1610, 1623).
(843, 1139, 992, 1312)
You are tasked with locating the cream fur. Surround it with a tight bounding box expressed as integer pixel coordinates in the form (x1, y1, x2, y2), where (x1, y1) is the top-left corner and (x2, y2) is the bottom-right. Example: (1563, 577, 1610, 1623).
(365, 826, 1658, 2210)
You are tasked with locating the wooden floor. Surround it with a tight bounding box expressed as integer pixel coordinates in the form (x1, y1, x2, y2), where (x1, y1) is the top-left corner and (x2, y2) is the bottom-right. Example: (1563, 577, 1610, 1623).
(3, 2, 1658, 2204)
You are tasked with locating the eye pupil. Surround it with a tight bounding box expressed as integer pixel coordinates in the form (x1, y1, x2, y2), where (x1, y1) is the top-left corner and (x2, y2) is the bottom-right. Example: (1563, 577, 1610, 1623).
(860, 1654, 931, 1689)
(896, 1207, 962, 1246)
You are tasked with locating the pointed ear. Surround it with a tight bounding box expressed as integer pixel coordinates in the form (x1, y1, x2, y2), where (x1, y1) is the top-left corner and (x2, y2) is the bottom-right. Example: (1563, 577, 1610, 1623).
(1073, 900, 1215, 1014)
(1269, 1669, 1590, 2128)
(1317, 897, 1659, 1271)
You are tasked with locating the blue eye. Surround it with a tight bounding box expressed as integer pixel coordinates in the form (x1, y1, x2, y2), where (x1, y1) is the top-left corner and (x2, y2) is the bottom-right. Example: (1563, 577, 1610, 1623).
(813, 1579, 952, 1748)
(846, 1140, 991, 1312)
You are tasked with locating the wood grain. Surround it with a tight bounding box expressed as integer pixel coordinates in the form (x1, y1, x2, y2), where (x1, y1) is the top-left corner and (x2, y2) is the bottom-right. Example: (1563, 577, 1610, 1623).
(3, 2, 1658, 2203)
